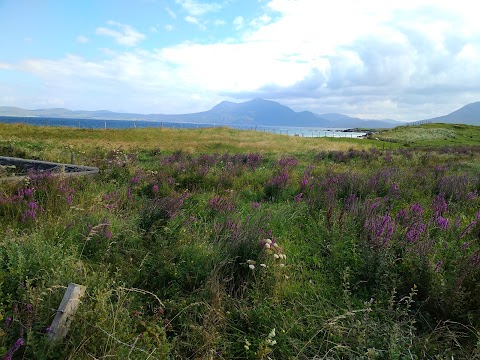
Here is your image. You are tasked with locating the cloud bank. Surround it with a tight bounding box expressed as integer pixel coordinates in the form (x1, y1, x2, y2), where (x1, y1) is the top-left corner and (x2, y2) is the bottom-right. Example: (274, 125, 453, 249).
(2, 0, 480, 120)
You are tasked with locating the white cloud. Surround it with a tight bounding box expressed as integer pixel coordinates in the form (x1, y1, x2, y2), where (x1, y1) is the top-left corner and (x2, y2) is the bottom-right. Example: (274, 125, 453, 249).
(4, 52, 193, 112)
(164, 24, 174, 32)
(233, 16, 244, 30)
(158, 41, 311, 91)
(166, 6, 177, 19)
(76, 35, 89, 43)
(175, 0, 223, 16)
(0, 62, 14, 70)
(222, 0, 480, 119)
(184, 16, 206, 30)
(214, 19, 226, 26)
(96, 21, 145, 46)
(249, 14, 271, 28)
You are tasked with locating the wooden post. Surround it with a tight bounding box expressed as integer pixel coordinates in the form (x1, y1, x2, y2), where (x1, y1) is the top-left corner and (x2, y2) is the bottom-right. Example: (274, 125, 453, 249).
(48, 283, 86, 342)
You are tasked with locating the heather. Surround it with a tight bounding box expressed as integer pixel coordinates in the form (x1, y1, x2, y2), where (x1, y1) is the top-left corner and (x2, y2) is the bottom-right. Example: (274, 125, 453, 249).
(1, 124, 480, 358)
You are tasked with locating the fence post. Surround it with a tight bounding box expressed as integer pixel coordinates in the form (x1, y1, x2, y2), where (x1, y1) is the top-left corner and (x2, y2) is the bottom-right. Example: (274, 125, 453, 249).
(48, 283, 86, 342)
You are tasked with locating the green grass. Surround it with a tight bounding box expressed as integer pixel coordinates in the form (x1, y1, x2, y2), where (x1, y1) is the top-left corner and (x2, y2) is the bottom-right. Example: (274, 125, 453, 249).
(1, 122, 480, 359)
(371, 123, 480, 146)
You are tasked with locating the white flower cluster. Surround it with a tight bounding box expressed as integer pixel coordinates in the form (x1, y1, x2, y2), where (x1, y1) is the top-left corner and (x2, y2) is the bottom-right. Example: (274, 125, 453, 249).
(261, 238, 286, 267)
(266, 328, 277, 346)
(246, 238, 287, 271)
(246, 259, 268, 270)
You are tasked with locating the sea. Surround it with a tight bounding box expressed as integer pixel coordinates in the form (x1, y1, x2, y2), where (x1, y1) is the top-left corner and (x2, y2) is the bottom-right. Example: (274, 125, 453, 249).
(0, 116, 367, 138)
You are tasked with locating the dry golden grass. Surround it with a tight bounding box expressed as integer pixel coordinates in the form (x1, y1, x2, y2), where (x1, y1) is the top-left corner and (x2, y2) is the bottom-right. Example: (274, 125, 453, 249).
(0, 123, 372, 155)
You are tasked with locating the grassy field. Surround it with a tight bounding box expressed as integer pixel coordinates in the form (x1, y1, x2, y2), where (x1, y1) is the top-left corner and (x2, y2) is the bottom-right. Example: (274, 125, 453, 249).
(0, 123, 372, 161)
(370, 123, 480, 146)
(1, 123, 480, 359)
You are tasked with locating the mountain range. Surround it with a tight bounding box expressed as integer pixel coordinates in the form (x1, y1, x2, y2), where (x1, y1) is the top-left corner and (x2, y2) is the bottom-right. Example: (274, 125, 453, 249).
(1, 98, 479, 128)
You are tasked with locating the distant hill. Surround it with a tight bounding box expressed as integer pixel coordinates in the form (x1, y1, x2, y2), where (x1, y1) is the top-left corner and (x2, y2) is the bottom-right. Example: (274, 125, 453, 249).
(0, 99, 402, 128)
(422, 102, 480, 126)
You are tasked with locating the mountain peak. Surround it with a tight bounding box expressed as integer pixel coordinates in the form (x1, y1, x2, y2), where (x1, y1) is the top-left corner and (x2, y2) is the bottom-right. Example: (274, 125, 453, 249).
(249, 97, 268, 102)
(210, 100, 236, 112)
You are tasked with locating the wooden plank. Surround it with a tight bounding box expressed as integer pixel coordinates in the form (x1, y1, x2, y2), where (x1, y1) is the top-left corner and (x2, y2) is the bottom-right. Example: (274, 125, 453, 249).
(48, 283, 86, 342)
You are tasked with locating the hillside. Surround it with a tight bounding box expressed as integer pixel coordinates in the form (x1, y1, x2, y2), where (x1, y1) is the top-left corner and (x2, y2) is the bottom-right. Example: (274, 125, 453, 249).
(423, 102, 480, 125)
(370, 123, 480, 146)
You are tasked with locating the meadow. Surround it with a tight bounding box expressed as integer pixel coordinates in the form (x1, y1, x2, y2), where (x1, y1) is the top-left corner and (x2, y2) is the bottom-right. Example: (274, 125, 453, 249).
(1, 123, 480, 359)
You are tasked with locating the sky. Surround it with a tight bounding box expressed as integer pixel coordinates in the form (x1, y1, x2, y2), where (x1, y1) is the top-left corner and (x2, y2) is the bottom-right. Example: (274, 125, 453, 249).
(1, 0, 480, 121)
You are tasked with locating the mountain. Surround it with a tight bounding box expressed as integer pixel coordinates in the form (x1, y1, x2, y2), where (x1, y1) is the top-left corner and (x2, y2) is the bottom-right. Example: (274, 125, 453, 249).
(0, 99, 401, 128)
(206, 98, 331, 126)
(423, 102, 480, 125)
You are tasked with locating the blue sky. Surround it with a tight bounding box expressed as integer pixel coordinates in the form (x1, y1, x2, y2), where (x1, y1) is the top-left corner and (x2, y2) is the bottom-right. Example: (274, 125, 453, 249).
(1, 0, 480, 120)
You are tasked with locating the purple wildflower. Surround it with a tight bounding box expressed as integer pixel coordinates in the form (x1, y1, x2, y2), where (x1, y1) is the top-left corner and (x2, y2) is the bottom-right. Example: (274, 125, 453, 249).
(294, 193, 304, 203)
(405, 222, 427, 243)
(300, 165, 314, 190)
(4, 316, 12, 328)
(269, 171, 289, 189)
(2, 337, 24, 360)
(410, 203, 424, 217)
(344, 194, 358, 213)
(278, 156, 298, 168)
(365, 213, 395, 246)
(129, 174, 141, 184)
(434, 165, 447, 173)
(209, 194, 236, 213)
(467, 190, 478, 201)
(246, 153, 262, 168)
(21, 201, 43, 223)
(460, 220, 477, 238)
(432, 194, 448, 218)
(102, 221, 112, 239)
(436, 216, 449, 230)
(250, 202, 260, 209)
(384, 150, 392, 162)
(396, 209, 408, 222)
(454, 217, 461, 228)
